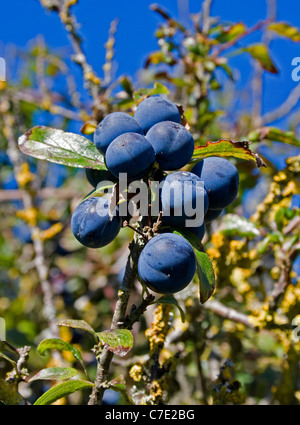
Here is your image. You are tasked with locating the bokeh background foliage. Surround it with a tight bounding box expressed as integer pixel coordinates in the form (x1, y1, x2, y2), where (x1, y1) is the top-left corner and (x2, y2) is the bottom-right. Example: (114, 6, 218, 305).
(0, 0, 299, 405)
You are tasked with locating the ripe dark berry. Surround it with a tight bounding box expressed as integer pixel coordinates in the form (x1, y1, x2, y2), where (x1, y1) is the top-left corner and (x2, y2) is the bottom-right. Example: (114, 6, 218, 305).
(134, 95, 181, 133)
(204, 208, 223, 223)
(146, 121, 194, 170)
(189, 223, 205, 241)
(71, 196, 121, 248)
(138, 233, 196, 294)
(94, 112, 143, 155)
(105, 132, 155, 180)
(192, 157, 239, 209)
(160, 171, 209, 228)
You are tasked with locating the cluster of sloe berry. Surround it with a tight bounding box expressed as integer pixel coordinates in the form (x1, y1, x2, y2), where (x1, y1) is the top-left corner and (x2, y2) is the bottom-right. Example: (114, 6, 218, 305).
(71, 95, 239, 295)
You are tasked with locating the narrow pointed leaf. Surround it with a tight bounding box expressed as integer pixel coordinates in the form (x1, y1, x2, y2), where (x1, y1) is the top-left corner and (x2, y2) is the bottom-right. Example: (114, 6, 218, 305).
(96, 329, 134, 357)
(0, 352, 17, 368)
(18, 126, 106, 169)
(216, 22, 246, 43)
(195, 251, 216, 304)
(57, 319, 98, 341)
(33, 380, 94, 405)
(29, 367, 78, 382)
(248, 127, 300, 147)
(191, 139, 262, 166)
(242, 44, 278, 73)
(268, 22, 300, 42)
(37, 338, 88, 377)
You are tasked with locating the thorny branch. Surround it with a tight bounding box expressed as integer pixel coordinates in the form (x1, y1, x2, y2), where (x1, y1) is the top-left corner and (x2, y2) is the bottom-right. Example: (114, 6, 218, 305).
(88, 238, 142, 405)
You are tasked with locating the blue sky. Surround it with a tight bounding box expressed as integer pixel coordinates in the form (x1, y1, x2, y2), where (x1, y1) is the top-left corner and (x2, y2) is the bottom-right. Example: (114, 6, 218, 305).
(0, 0, 299, 128)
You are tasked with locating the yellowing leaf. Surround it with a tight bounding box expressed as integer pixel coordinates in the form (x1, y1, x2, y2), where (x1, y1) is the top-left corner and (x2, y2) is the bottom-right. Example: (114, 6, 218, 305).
(268, 22, 300, 42)
(243, 44, 278, 73)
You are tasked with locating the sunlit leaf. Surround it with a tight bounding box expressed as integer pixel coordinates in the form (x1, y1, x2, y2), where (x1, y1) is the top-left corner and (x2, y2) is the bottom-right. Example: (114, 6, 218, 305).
(216, 22, 246, 43)
(80, 122, 97, 135)
(96, 329, 134, 357)
(268, 22, 300, 42)
(57, 319, 97, 340)
(191, 139, 263, 166)
(242, 43, 278, 73)
(18, 126, 106, 169)
(134, 83, 169, 102)
(257, 232, 282, 255)
(248, 127, 300, 147)
(33, 380, 94, 405)
(29, 367, 78, 382)
(220, 214, 260, 238)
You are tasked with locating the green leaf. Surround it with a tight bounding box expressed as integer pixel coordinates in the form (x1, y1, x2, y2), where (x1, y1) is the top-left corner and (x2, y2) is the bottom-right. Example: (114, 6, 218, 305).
(216, 22, 246, 43)
(151, 82, 170, 95)
(57, 319, 98, 340)
(33, 380, 94, 405)
(217, 63, 234, 80)
(154, 294, 185, 323)
(195, 251, 216, 304)
(121, 76, 134, 97)
(108, 375, 126, 392)
(107, 375, 134, 405)
(18, 126, 106, 170)
(134, 83, 169, 102)
(172, 228, 215, 304)
(257, 232, 282, 255)
(191, 139, 261, 165)
(0, 352, 17, 368)
(0, 379, 23, 405)
(37, 338, 88, 377)
(242, 43, 278, 73)
(220, 214, 260, 238)
(173, 228, 204, 252)
(268, 22, 300, 42)
(29, 367, 78, 382)
(248, 127, 300, 147)
(96, 329, 134, 357)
